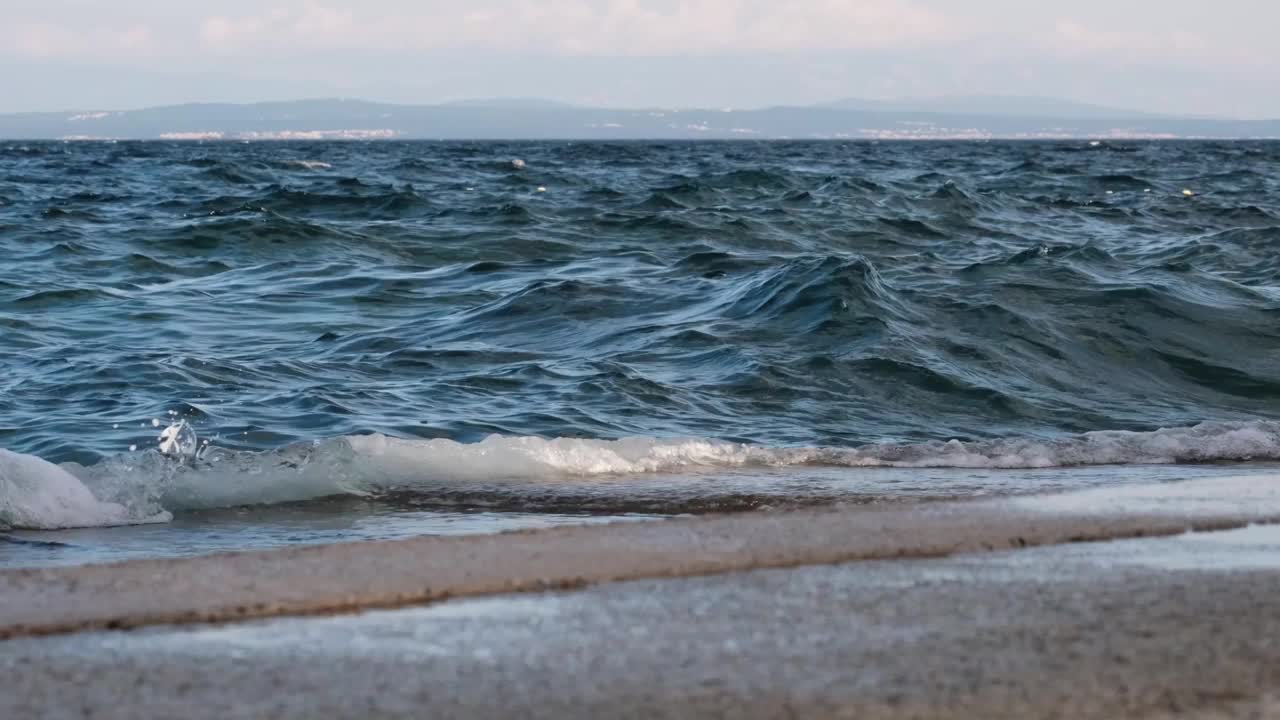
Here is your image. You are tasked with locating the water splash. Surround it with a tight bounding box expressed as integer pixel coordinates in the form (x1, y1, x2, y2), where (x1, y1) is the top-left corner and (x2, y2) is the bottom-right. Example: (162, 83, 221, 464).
(158, 420, 201, 460)
(4, 421, 1280, 530)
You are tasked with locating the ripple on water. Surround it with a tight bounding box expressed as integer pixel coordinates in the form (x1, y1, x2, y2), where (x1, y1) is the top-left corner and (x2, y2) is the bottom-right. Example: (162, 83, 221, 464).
(1, 140, 1279, 493)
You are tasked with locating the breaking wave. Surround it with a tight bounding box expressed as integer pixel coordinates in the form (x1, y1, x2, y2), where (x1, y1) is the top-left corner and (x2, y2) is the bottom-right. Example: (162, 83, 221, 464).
(6, 140, 1280, 539)
(4, 421, 1280, 530)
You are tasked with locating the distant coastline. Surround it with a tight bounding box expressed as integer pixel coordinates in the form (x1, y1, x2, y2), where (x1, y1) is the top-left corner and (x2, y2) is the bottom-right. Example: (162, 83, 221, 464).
(4, 97, 1278, 140)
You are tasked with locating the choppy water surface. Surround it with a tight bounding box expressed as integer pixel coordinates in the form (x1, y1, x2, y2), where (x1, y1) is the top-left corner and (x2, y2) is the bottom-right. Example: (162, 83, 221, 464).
(3, 140, 1280, 562)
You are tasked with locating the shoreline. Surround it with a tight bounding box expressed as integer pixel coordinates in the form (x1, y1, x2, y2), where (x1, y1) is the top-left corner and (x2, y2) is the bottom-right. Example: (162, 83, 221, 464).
(5, 494, 1280, 718)
(3, 473, 1278, 640)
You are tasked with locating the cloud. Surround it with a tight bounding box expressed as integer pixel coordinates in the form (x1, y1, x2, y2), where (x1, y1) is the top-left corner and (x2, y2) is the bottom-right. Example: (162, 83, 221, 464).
(199, 4, 354, 51)
(196, 0, 956, 55)
(7, 22, 154, 58)
(1050, 19, 1207, 57)
(1044, 17, 1274, 68)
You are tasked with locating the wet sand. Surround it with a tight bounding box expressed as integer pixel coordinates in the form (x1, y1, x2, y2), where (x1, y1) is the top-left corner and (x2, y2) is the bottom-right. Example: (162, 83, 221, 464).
(4, 474, 1280, 718)
(3, 474, 1280, 639)
(6, 524, 1280, 718)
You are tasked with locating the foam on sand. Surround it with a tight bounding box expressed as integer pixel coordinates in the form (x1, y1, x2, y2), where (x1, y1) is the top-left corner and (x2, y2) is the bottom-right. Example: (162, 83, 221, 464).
(4, 469, 1280, 640)
(1009, 472, 1280, 516)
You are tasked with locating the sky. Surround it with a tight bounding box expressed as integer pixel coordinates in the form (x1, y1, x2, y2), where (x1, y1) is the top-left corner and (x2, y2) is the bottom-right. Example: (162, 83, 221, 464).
(2, 0, 1276, 117)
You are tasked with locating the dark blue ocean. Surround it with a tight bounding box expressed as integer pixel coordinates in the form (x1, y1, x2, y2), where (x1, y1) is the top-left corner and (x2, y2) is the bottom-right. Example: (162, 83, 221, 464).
(3, 140, 1280, 564)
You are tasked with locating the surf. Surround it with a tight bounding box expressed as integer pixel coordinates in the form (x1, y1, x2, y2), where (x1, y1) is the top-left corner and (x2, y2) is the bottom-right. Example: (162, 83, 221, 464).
(5, 421, 1280, 530)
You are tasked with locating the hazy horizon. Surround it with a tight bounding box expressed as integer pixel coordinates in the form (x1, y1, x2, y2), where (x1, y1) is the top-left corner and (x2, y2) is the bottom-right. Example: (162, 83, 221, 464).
(3, 1, 1276, 119)
(0, 92, 1203, 118)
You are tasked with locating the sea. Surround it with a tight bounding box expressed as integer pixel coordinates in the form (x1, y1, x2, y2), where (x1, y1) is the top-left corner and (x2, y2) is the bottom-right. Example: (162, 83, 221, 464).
(3, 139, 1280, 567)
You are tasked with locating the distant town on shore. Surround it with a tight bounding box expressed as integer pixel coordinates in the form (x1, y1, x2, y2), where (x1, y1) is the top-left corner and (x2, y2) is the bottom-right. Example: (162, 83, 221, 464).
(3, 96, 1278, 141)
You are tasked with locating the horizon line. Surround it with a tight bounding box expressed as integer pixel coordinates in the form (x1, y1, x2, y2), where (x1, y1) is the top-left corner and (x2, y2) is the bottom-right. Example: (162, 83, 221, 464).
(6, 94, 1256, 122)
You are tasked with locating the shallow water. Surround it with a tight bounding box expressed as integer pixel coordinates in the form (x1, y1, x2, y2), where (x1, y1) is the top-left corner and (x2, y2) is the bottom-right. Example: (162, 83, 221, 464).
(5, 461, 1280, 568)
(3, 140, 1280, 560)
(0, 501, 657, 568)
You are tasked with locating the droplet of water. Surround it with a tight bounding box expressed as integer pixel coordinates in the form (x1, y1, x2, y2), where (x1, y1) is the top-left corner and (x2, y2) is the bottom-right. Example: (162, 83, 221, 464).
(158, 420, 200, 460)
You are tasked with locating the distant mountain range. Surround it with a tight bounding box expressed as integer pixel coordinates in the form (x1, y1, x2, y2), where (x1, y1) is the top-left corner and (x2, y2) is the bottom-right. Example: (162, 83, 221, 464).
(2, 96, 1277, 140)
(814, 95, 1169, 119)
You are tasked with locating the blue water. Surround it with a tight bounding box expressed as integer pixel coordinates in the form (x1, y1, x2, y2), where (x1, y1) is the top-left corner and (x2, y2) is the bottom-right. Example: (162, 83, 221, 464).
(3, 139, 1280, 562)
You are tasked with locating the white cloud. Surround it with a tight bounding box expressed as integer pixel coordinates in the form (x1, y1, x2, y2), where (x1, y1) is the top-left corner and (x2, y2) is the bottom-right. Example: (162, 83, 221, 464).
(1051, 19, 1207, 56)
(199, 5, 354, 50)
(196, 0, 955, 55)
(7, 22, 154, 58)
(1044, 17, 1268, 66)
(6, 0, 1278, 118)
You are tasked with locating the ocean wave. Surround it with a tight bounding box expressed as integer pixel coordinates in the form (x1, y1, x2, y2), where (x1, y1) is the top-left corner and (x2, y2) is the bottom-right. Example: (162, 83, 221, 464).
(279, 159, 333, 171)
(0, 448, 168, 530)
(7, 140, 1280, 490)
(4, 421, 1280, 530)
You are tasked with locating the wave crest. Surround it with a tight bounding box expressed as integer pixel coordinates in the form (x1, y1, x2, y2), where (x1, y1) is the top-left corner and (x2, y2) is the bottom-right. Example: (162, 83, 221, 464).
(4, 421, 1280, 530)
(0, 449, 168, 530)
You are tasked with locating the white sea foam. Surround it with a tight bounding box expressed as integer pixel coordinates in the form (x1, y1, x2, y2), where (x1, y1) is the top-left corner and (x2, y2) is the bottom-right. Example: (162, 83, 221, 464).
(3, 421, 1280, 529)
(0, 449, 169, 530)
(806, 421, 1280, 469)
(1009, 473, 1280, 517)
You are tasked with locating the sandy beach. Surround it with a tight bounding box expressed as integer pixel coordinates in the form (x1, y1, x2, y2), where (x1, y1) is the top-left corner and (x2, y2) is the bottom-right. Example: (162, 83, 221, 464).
(4, 474, 1280, 718)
